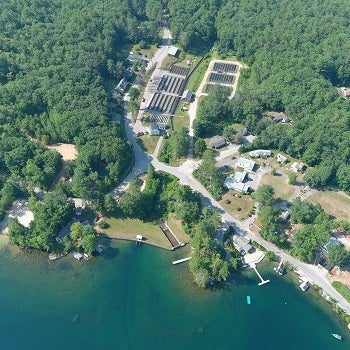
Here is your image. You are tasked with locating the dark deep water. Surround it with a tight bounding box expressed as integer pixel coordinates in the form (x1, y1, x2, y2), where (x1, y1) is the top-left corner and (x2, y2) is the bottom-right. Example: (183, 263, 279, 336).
(0, 238, 349, 350)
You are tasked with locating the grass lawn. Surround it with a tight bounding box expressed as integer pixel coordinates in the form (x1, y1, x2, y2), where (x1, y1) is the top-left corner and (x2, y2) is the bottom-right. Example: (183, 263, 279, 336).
(260, 173, 294, 201)
(186, 55, 211, 92)
(219, 192, 254, 220)
(167, 213, 191, 244)
(138, 135, 159, 154)
(172, 113, 189, 131)
(102, 216, 173, 250)
(307, 191, 350, 222)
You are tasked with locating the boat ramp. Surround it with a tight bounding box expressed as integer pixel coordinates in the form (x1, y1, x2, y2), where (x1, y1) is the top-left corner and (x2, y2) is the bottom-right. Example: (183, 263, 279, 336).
(158, 222, 184, 250)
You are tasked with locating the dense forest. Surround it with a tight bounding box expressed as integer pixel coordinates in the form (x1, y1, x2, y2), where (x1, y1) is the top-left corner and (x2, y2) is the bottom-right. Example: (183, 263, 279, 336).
(0, 0, 161, 219)
(167, 0, 350, 192)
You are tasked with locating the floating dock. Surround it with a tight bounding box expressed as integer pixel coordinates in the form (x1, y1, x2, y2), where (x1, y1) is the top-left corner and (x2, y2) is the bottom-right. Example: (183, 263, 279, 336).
(250, 263, 270, 286)
(172, 257, 191, 265)
(246, 296, 251, 305)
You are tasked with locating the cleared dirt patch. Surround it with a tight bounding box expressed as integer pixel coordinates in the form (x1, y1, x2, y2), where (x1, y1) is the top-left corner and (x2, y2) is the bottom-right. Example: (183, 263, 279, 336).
(47, 143, 77, 161)
(307, 191, 350, 222)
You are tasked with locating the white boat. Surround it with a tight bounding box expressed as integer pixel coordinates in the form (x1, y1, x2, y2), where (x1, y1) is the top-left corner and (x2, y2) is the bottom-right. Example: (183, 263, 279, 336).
(299, 280, 309, 291)
(331, 333, 342, 340)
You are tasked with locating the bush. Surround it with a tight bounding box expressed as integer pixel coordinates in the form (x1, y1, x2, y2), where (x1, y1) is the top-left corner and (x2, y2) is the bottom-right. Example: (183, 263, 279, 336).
(98, 220, 109, 229)
(332, 281, 350, 302)
(224, 199, 231, 204)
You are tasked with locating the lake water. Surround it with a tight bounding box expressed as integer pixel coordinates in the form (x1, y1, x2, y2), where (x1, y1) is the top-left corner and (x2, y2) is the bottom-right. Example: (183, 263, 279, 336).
(0, 239, 349, 350)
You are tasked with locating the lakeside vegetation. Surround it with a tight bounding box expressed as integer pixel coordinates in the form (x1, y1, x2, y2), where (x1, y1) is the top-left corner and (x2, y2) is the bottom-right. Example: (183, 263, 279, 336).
(332, 281, 350, 303)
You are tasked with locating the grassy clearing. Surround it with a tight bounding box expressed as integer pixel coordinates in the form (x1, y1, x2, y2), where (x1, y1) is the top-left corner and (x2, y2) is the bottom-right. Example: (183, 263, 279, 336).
(186, 55, 211, 92)
(167, 213, 191, 245)
(332, 281, 350, 302)
(260, 173, 294, 200)
(102, 216, 173, 250)
(219, 192, 254, 220)
(172, 113, 189, 131)
(307, 191, 350, 222)
(138, 135, 159, 154)
(131, 44, 158, 59)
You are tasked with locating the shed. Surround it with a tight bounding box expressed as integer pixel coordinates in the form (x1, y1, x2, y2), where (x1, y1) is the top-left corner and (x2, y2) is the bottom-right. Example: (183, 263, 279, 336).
(236, 157, 255, 172)
(210, 136, 226, 149)
(291, 162, 304, 172)
(181, 89, 193, 102)
(280, 210, 290, 221)
(277, 153, 288, 164)
(168, 46, 179, 56)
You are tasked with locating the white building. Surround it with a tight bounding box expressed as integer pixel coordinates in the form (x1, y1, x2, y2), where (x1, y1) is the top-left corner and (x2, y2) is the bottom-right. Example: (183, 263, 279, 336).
(168, 46, 178, 56)
(291, 162, 304, 172)
(224, 177, 249, 193)
(236, 157, 255, 172)
(234, 171, 247, 183)
(277, 153, 288, 164)
(249, 149, 271, 158)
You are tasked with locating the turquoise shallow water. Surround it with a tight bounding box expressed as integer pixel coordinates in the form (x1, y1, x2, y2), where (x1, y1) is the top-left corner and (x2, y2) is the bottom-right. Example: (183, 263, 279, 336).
(0, 239, 349, 350)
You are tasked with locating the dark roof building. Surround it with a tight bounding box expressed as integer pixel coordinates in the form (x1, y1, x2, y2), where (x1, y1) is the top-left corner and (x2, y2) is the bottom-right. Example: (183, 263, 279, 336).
(210, 136, 226, 149)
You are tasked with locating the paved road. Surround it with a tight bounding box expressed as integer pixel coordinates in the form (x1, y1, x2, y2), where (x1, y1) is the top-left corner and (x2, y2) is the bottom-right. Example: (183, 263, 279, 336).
(118, 24, 350, 316)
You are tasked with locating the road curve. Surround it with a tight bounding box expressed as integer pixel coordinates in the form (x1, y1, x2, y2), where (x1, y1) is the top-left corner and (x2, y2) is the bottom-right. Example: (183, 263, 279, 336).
(120, 24, 350, 316)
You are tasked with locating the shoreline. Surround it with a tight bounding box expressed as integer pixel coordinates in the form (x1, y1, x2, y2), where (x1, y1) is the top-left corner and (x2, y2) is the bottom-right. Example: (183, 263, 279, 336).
(100, 234, 175, 251)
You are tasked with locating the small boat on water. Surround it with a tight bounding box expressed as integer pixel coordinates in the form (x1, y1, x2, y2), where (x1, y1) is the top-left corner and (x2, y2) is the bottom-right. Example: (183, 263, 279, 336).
(331, 333, 342, 340)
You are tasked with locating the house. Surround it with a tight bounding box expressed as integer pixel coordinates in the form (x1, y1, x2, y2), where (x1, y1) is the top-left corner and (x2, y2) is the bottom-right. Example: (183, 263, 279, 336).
(181, 89, 193, 102)
(249, 149, 271, 158)
(232, 235, 253, 255)
(236, 157, 255, 172)
(234, 171, 247, 183)
(127, 52, 146, 62)
(224, 177, 249, 193)
(210, 135, 226, 149)
(150, 122, 161, 136)
(277, 153, 288, 164)
(115, 78, 128, 94)
(168, 46, 178, 56)
(270, 112, 291, 123)
(291, 162, 304, 172)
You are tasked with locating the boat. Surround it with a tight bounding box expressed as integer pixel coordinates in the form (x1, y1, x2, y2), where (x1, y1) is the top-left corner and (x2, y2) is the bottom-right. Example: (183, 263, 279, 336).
(299, 280, 309, 292)
(246, 296, 251, 305)
(331, 333, 342, 340)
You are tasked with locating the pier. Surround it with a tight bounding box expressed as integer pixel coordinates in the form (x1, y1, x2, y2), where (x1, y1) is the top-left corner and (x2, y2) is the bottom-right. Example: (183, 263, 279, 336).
(172, 257, 191, 265)
(250, 263, 270, 286)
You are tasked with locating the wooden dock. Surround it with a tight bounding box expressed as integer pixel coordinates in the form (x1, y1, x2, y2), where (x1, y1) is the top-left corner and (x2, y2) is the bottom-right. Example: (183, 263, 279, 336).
(172, 257, 191, 265)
